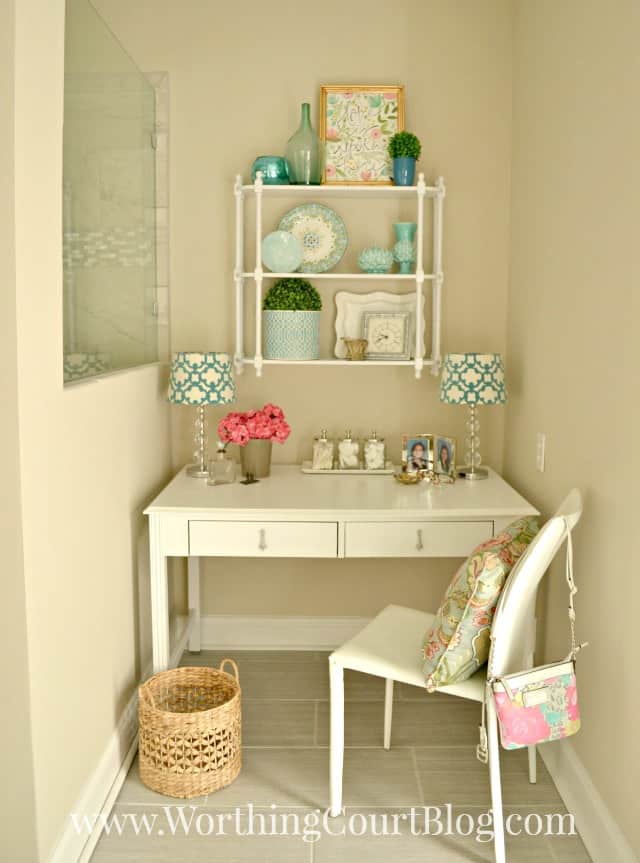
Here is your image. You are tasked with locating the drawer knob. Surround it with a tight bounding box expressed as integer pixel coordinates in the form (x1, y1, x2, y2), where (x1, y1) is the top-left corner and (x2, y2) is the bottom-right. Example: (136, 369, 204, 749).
(258, 528, 267, 551)
(416, 529, 424, 551)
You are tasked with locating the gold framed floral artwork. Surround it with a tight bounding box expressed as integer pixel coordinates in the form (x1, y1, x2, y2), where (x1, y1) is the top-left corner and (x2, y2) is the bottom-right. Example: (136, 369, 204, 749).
(320, 84, 405, 185)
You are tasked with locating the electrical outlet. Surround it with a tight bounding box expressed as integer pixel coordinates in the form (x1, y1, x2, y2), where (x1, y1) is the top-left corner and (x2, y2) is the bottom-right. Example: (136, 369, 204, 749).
(536, 432, 546, 472)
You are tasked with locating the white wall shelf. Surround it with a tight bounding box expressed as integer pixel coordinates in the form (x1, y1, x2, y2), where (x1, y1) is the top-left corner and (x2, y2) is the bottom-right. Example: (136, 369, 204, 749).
(234, 172, 445, 379)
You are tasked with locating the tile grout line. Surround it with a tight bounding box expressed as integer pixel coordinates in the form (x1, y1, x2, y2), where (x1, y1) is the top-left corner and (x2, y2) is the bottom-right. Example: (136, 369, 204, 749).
(410, 746, 426, 805)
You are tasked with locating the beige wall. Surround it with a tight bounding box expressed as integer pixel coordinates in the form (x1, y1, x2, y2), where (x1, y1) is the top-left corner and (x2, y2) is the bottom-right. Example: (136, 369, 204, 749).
(0, 1, 39, 858)
(95, 0, 514, 615)
(12, 0, 173, 857)
(505, 0, 639, 854)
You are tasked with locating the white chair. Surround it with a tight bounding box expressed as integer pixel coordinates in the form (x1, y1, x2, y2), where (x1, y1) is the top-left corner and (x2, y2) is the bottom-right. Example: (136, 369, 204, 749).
(329, 489, 583, 863)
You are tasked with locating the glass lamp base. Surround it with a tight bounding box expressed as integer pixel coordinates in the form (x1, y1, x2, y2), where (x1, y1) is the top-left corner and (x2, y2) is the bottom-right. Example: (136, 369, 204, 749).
(458, 466, 489, 481)
(187, 463, 209, 478)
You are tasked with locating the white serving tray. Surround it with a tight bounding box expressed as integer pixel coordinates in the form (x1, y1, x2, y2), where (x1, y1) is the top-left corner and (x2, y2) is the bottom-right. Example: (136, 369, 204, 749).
(334, 290, 426, 359)
(301, 460, 395, 476)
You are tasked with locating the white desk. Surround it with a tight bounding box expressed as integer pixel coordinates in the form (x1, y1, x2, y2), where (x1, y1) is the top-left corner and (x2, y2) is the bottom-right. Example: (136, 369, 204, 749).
(145, 465, 538, 672)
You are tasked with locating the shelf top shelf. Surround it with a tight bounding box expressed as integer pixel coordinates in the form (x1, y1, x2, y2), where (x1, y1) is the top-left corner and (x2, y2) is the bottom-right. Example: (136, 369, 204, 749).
(242, 272, 431, 281)
(239, 175, 444, 200)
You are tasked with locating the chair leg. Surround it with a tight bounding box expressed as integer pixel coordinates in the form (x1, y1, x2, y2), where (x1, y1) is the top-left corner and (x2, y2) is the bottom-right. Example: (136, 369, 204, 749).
(528, 745, 537, 784)
(383, 678, 394, 750)
(329, 658, 344, 817)
(487, 693, 506, 863)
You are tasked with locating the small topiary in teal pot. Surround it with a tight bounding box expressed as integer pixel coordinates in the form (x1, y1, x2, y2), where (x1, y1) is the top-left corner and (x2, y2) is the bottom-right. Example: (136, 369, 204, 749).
(263, 278, 322, 360)
(388, 131, 422, 186)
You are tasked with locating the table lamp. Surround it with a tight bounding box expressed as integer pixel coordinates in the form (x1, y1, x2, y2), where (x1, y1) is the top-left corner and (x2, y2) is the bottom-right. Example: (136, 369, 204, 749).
(168, 351, 235, 478)
(439, 352, 507, 480)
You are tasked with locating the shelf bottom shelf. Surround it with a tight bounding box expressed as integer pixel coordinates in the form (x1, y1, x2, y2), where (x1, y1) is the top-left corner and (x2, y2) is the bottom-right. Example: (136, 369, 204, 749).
(240, 358, 431, 367)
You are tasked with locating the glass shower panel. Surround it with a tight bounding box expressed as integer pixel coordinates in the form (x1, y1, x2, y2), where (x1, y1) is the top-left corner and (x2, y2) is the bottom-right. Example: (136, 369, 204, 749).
(63, 0, 158, 383)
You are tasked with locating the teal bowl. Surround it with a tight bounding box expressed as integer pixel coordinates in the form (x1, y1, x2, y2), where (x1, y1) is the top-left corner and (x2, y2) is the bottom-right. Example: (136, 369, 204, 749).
(251, 156, 289, 185)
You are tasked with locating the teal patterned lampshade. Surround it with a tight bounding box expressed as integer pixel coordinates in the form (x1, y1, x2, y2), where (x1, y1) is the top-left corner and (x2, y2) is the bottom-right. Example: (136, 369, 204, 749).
(168, 352, 235, 406)
(440, 353, 507, 406)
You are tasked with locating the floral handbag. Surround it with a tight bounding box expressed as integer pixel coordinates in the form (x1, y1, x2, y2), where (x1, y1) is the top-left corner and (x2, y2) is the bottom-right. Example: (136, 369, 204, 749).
(477, 526, 587, 759)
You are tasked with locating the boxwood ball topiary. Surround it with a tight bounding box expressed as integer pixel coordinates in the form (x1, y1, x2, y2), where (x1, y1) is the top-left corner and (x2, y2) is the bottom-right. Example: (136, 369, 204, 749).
(263, 278, 322, 311)
(388, 131, 422, 160)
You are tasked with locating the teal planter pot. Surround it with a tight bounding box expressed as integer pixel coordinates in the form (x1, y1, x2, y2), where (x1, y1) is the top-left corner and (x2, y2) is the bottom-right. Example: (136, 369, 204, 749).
(392, 157, 416, 186)
(263, 310, 321, 360)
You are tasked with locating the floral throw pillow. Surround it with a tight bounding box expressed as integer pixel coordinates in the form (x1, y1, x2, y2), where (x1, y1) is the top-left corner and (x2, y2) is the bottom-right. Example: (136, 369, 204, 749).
(422, 517, 539, 692)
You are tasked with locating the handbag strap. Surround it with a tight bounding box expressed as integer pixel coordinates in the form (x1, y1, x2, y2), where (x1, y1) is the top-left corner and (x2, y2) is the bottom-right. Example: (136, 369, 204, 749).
(476, 516, 588, 764)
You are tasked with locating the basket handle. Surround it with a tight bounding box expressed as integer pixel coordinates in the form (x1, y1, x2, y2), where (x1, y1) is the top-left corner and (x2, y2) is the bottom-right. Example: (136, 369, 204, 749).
(220, 658, 240, 684)
(139, 683, 156, 709)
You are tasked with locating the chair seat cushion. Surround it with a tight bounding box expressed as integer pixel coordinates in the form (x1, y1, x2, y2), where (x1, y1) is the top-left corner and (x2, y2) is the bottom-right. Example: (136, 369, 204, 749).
(422, 517, 539, 692)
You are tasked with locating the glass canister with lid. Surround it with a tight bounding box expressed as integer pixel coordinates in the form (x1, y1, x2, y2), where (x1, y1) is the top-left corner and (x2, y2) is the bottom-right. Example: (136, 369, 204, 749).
(337, 430, 361, 470)
(312, 429, 335, 470)
(363, 431, 386, 471)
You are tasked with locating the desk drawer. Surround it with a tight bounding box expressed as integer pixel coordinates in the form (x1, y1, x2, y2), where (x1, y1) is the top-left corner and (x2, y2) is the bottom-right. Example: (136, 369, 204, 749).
(189, 521, 338, 558)
(344, 521, 493, 558)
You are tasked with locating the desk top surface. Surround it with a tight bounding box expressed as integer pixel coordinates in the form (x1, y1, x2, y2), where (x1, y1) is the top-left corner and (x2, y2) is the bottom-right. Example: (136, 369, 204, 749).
(145, 465, 538, 520)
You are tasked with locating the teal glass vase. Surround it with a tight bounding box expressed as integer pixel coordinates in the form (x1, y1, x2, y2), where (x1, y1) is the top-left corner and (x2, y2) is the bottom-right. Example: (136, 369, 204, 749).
(285, 103, 323, 185)
(393, 222, 417, 274)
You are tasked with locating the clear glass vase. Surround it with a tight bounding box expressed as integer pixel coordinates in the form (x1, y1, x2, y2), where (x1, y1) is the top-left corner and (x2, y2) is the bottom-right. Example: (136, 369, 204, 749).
(285, 103, 323, 185)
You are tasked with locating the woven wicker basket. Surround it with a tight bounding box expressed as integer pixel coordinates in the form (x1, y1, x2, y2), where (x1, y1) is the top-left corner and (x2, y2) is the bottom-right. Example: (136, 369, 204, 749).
(138, 660, 241, 798)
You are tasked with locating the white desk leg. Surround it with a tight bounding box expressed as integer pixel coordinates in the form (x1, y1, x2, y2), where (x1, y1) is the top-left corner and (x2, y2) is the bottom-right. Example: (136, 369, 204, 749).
(188, 556, 201, 653)
(150, 514, 170, 673)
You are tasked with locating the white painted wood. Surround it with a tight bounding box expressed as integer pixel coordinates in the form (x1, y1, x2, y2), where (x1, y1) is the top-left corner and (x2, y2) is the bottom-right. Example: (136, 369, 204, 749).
(414, 173, 426, 379)
(344, 520, 494, 558)
(243, 271, 426, 280)
(234, 174, 245, 375)
(254, 171, 263, 377)
(241, 182, 441, 198)
(243, 358, 427, 368)
(487, 692, 506, 863)
(540, 740, 639, 863)
(329, 658, 345, 817)
(149, 513, 170, 673)
(157, 512, 189, 555)
(431, 177, 445, 374)
(187, 556, 201, 652)
(189, 520, 338, 558)
(200, 614, 370, 650)
(145, 465, 537, 523)
(145, 466, 537, 671)
(235, 172, 444, 377)
(383, 678, 394, 750)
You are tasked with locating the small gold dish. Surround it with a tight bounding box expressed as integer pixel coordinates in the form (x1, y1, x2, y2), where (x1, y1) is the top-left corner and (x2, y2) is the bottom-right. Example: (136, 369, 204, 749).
(394, 471, 422, 485)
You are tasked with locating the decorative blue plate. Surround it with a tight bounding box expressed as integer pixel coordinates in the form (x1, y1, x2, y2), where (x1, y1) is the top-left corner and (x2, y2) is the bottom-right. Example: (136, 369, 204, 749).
(278, 204, 347, 273)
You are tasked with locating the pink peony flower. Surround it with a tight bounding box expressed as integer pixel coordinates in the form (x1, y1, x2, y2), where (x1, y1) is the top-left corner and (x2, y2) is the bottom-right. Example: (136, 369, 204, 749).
(325, 164, 336, 178)
(263, 402, 284, 420)
(383, 92, 397, 100)
(370, 127, 382, 140)
(360, 170, 372, 181)
(218, 404, 290, 446)
(326, 127, 339, 141)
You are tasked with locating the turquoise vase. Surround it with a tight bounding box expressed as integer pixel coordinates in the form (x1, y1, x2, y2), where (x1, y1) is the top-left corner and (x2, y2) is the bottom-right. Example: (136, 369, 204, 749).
(393, 222, 417, 274)
(285, 103, 323, 185)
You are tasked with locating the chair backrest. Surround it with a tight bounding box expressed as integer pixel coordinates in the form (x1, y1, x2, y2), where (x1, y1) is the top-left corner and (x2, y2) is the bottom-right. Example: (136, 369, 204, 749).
(489, 489, 583, 678)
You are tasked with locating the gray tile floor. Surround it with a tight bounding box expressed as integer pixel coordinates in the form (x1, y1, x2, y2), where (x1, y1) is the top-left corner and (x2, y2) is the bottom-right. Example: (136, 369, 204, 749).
(91, 651, 591, 862)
